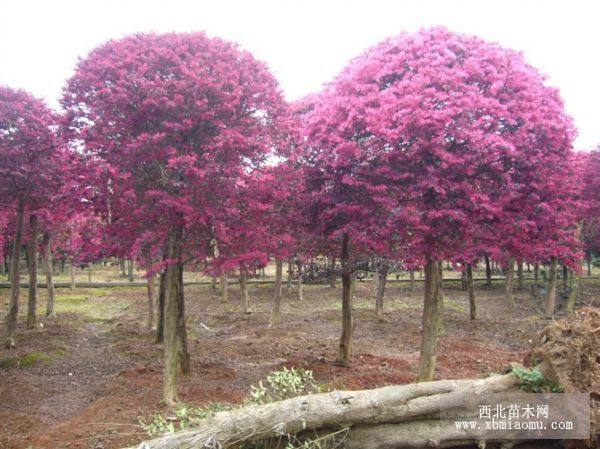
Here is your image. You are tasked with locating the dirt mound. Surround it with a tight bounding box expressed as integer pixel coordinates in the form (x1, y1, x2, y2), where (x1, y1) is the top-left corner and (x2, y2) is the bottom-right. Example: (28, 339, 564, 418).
(532, 308, 600, 447)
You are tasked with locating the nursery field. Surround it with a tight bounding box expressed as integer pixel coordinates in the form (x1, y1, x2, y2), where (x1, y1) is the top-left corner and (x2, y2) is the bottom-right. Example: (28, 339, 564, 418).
(1, 278, 598, 449)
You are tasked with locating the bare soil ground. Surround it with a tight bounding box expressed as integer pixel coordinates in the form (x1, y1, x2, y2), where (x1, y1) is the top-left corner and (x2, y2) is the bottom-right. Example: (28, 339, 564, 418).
(1, 278, 598, 449)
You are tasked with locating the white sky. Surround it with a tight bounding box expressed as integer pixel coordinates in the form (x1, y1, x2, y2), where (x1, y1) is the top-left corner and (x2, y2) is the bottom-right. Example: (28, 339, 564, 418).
(0, 0, 598, 149)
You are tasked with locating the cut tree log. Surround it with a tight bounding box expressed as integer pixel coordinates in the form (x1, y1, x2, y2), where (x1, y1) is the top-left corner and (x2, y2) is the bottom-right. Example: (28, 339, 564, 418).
(130, 373, 518, 449)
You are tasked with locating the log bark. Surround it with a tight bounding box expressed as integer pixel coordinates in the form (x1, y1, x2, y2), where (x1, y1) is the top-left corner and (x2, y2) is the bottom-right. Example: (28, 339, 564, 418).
(26, 213, 39, 329)
(43, 234, 55, 317)
(5, 199, 25, 349)
(336, 234, 353, 366)
(544, 257, 558, 319)
(417, 259, 440, 382)
(131, 372, 518, 449)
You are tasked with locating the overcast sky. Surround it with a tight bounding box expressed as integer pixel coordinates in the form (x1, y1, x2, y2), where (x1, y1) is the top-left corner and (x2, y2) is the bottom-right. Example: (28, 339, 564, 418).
(0, 0, 598, 149)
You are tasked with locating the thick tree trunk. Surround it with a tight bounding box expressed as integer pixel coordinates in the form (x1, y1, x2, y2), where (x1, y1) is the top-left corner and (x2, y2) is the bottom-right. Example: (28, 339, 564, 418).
(270, 259, 283, 325)
(120, 258, 126, 277)
(219, 273, 228, 303)
(562, 264, 568, 291)
(587, 256, 592, 276)
(163, 225, 183, 406)
(534, 263, 539, 283)
(296, 261, 304, 301)
(26, 214, 39, 329)
(240, 268, 251, 314)
(466, 263, 476, 320)
(370, 267, 379, 297)
(545, 257, 558, 319)
(155, 270, 166, 344)
(176, 262, 190, 375)
(516, 260, 523, 290)
(43, 234, 55, 317)
(336, 234, 353, 366)
(505, 257, 515, 309)
(374, 263, 388, 322)
(131, 372, 519, 449)
(417, 259, 440, 382)
(460, 270, 467, 291)
(484, 255, 491, 286)
(5, 200, 25, 349)
(145, 252, 155, 330)
(70, 261, 76, 291)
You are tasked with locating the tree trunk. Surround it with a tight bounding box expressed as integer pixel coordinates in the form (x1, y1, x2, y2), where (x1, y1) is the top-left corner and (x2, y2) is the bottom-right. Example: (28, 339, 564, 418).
(131, 372, 519, 449)
(70, 261, 76, 291)
(155, 270, 166, 344)
(219, 272, 228, 303)
(587, 256, 592, 276)
(26, 214, 39, 329)
(120, 258, 126, 277)
(484, 255, 492, 286)
(534, 263, 539, 283)
(287, 258, 293, 294)
(43, 234, 55, 318)
(145, 253, 155, 330)
(328, 257, 336, 288)
(240, 268, 251, 314)
(460, 270, 467, 291)
(374, 263, 388, 322)
(176, 261, 190, 375)
(163, 225, 183, 406)
(270, 259, 283, 326)
(516, 260, 523, 290)
(370, 267, 379, 297)
(466, 264, 476, 320)
(417, 259, 440, 382)
(566, 270, 580, 314)
(562, 264, 568, 291)
(436, 261, 444, 334)
(505, 257, 515, 309)
(409, 269, 415, 291)
(296, 261, 304, 301)
(127, 259, 134, 282)
(5, 200, 25, 349)
(544, 257, 558, 319)
(336, 234, 353, 366)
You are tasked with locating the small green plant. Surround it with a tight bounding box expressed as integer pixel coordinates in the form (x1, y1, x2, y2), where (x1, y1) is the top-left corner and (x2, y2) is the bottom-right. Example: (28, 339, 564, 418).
(20, 351, 50, 367)
(512, 366, 563, 393)
(138, 403, 232, 437)
(247, 367, 319, 405)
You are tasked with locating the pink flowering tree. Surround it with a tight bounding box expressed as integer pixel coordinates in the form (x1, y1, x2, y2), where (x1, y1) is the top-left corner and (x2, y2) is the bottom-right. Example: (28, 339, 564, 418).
(0, 86, 62, 348)
(62, 32, 285, 405)
(301, 28, 575, 380)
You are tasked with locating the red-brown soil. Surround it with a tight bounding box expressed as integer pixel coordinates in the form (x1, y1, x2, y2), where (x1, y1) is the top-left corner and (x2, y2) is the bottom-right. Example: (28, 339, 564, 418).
(1, 278, 598, 449)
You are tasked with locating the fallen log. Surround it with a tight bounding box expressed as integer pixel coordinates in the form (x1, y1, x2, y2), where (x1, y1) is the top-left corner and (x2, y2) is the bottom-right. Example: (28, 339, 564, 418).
(132, 373, 519, 449)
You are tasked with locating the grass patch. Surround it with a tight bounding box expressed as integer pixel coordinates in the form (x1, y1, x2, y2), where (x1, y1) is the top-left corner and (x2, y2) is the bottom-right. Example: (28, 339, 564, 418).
(55, 293, 127, 323)
(20, 351, 51, 367)
(0, 356, 19, 368)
